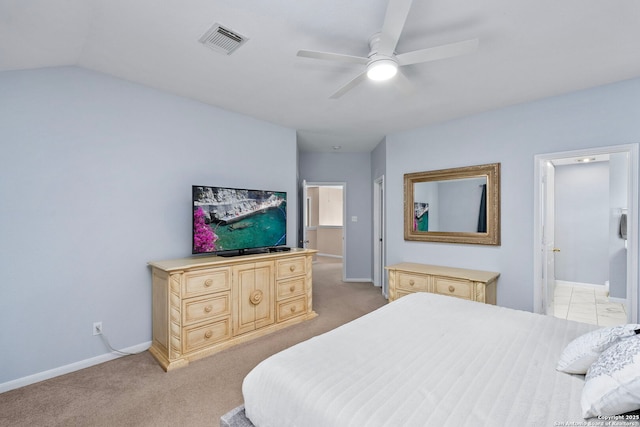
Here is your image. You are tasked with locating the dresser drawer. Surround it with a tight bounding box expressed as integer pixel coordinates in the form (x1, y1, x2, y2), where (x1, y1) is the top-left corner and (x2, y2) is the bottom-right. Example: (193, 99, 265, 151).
(149, 250, 317, 371)
(183, 292, 230, 326)
(276, 257, 306, 280)
(183, 267, 230, 297)
(397, 273, 429, 292)
(277, 277, 305, 300)
(183, 318, 231, 353)
(277, 296, 307, 322)
(434, 277, 472, 300)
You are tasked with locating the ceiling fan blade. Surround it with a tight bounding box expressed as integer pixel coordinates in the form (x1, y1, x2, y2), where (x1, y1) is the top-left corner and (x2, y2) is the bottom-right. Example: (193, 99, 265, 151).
(394, 70, 413, 95)
(297, 50, 369, 65)
(396, 38, 479, 66)
(378, 0, 414, 56)
(329, 71, 369, 99)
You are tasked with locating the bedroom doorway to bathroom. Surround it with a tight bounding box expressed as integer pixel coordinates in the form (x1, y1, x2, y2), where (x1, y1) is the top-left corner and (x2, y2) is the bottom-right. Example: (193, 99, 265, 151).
(534, 144, 639, 324)
(302, 181, 346, 281)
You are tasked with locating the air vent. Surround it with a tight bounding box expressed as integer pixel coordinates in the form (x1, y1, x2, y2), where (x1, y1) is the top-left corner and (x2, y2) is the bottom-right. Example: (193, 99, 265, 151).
(198, 23, 248, 55)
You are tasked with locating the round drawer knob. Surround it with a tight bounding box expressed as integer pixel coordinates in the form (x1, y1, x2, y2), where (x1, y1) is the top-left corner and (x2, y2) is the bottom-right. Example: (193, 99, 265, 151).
(290, 306, 297, 313)
(204, 305, 212, 313)
(289, 285, 296, 292)
(250, 290, 263, 305)
(289, 265, 296, 272)
(409, 279, 415, 286)
(204, 330, 213, 339)
(448, 285, 455, 293)
(204, 279, 213, 287)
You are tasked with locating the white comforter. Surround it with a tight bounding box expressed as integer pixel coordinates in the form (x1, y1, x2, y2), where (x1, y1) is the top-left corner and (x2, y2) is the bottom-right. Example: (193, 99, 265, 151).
(243, 292, 596, 427)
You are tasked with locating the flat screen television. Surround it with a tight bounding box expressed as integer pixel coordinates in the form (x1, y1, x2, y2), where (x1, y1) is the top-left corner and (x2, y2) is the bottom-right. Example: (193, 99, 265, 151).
(192, 185, 288, 256)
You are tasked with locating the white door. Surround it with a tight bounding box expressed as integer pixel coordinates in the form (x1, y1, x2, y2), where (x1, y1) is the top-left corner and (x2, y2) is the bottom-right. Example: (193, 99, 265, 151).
(541, 161, 556, 315)
(373, 176, 386, 296)
(301, 180, 310, 249)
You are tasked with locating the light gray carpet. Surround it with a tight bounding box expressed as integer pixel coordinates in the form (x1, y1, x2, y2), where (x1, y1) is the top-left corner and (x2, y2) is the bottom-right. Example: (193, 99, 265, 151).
(0, 257, 387, 427)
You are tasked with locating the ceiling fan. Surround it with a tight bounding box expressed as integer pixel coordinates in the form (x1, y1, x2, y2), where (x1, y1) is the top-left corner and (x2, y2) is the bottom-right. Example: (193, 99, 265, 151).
(297, 0, 479, 99)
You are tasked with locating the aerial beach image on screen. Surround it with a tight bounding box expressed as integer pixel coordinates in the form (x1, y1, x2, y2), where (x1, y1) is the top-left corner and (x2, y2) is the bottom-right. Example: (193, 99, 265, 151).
(192, 186, 287, 254)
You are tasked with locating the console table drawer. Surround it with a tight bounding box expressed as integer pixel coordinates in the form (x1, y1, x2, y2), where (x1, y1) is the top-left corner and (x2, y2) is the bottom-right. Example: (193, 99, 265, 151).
(386, 263, 499, 305)
(434, 278, 472, 300)
(277, 296, 307, 322)
(395, 290, 414, 300)
(276, 257, 306, 280)
(184, 268, 230, 297)
(183, 292, 230, 325)
(183, 318, 231, 353)
(277, 277, 306, 300)
(397, 273, 429, 292)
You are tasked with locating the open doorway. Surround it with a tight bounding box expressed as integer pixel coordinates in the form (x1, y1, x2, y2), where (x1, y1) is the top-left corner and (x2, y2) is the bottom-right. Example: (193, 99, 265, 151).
(302, 181, 346, 281)
(533, 144, 639, 325)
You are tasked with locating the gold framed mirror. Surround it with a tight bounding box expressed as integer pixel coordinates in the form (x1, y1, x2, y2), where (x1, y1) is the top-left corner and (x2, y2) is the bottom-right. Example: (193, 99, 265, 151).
(404, 163, 500, 245)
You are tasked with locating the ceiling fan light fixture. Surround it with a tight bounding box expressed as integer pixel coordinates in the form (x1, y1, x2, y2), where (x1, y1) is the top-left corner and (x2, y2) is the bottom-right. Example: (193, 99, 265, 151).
(366, 58, 398, 81)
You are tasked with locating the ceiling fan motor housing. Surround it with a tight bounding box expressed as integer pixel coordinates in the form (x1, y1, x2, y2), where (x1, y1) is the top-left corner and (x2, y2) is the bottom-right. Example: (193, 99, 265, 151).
(366, 33, 399, 81)
(367, 57, 398, 80)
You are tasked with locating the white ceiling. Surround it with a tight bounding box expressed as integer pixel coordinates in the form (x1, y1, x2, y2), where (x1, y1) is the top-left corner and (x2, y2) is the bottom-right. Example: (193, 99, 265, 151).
(1, 0, 639, 152)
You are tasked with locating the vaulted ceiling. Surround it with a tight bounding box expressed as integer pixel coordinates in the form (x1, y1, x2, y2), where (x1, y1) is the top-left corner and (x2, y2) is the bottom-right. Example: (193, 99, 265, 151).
(2, 0, 639, 151)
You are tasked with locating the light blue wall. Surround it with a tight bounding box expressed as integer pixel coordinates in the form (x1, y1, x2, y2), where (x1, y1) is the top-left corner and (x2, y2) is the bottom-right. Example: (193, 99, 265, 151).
(0, 67, 297, 386)
(554, 162, 609, 285)
(609, 153, 628, 299)
(371, 138, 386, 182)
(3, 65, 640, 389)
(298, 152, 372, 280)
(386, 77, 640, 312)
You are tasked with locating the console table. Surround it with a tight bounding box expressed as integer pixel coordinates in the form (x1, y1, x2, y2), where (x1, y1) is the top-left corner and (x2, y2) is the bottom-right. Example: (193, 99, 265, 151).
(386, 263, 499, 304)
(149, 248, 317, 371)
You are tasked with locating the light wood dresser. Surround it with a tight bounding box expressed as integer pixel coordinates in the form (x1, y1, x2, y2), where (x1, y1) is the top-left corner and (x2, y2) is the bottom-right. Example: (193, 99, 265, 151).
(149, 248, 317, 371)
(386, 263, 499, 304)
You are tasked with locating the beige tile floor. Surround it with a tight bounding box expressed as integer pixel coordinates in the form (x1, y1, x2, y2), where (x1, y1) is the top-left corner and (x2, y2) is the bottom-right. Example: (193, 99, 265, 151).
(553, 282, 627, 326)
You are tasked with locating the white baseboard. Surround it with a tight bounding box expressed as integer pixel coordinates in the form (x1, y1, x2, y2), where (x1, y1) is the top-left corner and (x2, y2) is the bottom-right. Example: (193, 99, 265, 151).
(558, 280, 629, 308)
(610, 296, 627, 305)
(556, 280, 607, 290)
(316, 253, 343, 259)
(343, 278, 373, 283)
(0, 341, 151, 394)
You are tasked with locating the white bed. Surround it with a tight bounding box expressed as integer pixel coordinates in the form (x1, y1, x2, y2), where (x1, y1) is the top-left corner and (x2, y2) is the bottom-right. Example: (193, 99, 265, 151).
(240, 293, 633, 426)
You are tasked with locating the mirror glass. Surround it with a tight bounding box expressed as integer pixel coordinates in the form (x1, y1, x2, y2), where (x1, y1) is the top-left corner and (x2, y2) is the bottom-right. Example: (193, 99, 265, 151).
(405, 163, 500, 245)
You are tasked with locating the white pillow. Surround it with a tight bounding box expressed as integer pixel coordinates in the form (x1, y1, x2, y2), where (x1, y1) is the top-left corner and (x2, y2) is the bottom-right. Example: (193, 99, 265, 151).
(581, 336, 640, 418)
(557, 324, 640, 374)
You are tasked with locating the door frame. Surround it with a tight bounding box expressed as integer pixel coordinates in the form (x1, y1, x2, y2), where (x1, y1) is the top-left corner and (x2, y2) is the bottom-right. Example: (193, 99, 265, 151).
(540, 161, 556, 316)
(302, 181, 347, 281)
(533, 144, 639, 322)
(373, 175, 386, 296)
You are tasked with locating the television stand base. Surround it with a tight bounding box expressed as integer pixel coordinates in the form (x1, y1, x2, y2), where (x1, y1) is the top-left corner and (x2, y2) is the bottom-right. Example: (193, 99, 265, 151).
(269, 246, 291, 253)
(217, 248, 270, 257)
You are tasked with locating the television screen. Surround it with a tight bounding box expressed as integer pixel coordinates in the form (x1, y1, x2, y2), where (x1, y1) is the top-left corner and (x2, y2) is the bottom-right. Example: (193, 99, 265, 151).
(192, 185, 287, 255)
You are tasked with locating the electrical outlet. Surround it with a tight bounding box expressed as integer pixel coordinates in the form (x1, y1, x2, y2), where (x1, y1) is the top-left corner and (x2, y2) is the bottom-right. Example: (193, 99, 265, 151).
(93, 322, 103, 336)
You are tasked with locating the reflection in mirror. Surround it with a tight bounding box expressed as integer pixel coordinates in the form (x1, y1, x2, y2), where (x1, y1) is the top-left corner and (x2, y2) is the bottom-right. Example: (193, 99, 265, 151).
(405, 163, 500, 245)
(413, 177, 487, 232)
